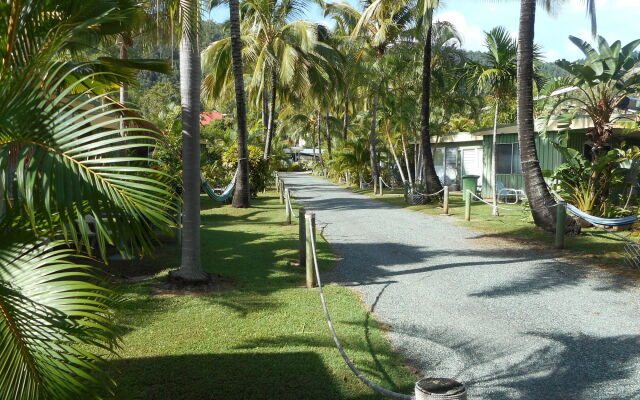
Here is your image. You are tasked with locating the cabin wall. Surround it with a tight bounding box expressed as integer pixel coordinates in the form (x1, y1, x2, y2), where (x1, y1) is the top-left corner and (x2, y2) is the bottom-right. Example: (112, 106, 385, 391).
(481, 131, 588, 198)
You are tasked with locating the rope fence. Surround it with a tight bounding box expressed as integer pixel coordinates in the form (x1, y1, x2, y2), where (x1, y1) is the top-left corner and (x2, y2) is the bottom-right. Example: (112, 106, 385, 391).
(307, 220, 416, 400)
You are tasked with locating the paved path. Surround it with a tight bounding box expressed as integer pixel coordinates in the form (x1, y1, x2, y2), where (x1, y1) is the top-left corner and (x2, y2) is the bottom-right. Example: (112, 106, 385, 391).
(284, 173, 640, 400)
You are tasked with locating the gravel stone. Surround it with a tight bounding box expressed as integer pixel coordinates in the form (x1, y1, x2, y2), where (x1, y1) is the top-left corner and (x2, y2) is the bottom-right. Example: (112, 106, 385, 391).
(284, 173, 640, 400)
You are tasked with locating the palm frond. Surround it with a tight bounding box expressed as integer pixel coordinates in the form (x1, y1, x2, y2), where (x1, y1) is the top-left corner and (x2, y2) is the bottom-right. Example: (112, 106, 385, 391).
(0, 238, 117, 400)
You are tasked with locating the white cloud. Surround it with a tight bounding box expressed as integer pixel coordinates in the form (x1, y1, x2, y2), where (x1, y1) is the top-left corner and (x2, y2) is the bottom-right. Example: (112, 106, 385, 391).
(435, 10, 485, 51)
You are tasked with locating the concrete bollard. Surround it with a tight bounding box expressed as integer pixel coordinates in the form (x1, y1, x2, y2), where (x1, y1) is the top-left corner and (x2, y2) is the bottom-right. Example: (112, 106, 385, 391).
(299, 207, 306, 267)
(305, 213, 316, 289)
(285, 188, 292, 224)
(415, 378, 467, 400)
(443, 186, 449, 215)
(555, 201, 567, 249)
(379, 177, 383, 196)
(464, 190, 471, 222)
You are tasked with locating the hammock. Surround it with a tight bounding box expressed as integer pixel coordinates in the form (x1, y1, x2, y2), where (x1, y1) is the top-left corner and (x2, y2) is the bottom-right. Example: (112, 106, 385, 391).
(566, 204, 637, 227)
(201, 169, 238, 203)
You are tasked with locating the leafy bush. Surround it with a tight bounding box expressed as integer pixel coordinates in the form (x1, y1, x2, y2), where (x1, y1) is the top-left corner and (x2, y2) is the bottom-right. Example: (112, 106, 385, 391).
(552, 144, 640, 217)
(222, 144, 271, 195)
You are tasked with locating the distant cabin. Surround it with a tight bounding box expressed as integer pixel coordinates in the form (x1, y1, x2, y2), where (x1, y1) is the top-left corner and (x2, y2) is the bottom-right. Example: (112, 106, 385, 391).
(430, 114, 640, 198)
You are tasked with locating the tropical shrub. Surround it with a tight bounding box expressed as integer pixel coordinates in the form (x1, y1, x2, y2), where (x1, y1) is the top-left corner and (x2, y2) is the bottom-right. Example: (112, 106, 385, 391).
(222, 144, 270, 195)
(552, 143, 640, 217)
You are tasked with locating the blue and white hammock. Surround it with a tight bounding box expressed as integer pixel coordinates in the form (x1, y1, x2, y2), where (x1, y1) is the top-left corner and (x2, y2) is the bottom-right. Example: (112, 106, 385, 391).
(201, 169, 238, 202)
(566, 204, 637, 227)
(551, 190, 637, 227)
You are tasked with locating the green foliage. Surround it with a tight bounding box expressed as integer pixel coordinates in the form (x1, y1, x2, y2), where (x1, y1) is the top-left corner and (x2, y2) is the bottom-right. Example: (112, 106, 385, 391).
(0, 1, 174, 398)
(136, 81, 181, 129)
(539, 35, 640, 151)
(552, 139, 640, 217)
(222, 145, 271, 194)
(0, 239, 117, 400)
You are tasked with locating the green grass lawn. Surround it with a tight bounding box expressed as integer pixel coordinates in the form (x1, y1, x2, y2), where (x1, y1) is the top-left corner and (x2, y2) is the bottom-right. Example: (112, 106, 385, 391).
(104, 192, 415, 400)
(345, 184, 640, 275)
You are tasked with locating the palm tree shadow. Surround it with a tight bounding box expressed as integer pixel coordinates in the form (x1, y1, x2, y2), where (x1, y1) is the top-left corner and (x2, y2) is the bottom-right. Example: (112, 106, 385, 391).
(465, 332, 640, 400)
(110, 352, 348, 400)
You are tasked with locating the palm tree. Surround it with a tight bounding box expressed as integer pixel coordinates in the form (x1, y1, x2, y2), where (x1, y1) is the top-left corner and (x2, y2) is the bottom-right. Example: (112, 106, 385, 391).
(1, 1, 174, 397)
(469, 27, 519, 216)
(202, 0, 322, 160)
(229, 0, 251, 208)
(171, 0, 209, 282)
(414, 0, 444, 194)
(516, 0, 594, 233)
(326, 0, 413, 194)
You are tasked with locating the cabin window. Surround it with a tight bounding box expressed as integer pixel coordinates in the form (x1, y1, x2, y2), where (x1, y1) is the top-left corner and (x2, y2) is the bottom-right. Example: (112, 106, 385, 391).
(496, 143, 522, 174)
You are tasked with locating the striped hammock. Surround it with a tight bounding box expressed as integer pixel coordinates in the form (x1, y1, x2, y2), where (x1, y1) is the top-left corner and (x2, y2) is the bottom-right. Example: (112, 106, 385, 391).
(566, 204, 637, 227)
(201, 169, 238, 202)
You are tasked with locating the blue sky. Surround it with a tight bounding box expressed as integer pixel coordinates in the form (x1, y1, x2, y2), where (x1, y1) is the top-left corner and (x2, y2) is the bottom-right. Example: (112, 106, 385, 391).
(209, 0, 640, 61)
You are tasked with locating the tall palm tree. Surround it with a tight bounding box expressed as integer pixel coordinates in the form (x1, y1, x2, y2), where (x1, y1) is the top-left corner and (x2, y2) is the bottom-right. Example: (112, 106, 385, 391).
(229, 0, 251, 208)
(326, 0, 413, 194)
(202, 0, 322, 160)
(469, 27, 519, 216)
(516, 0, 594, 233)
(414, 0, 443, 194)
(171, 0, 209, 282)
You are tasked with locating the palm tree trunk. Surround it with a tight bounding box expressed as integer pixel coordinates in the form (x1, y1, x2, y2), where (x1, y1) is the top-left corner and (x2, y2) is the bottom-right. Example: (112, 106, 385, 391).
(491, 101, 500, 216)
(316, 110, 324, 168)
(343, 89, 349, 141)
(262, 89, 268, 136)
(173, 2, 207, 282)
(263, 68, 277, 160)
(370, 95, 380, 193)
(420, 22, 443, 194)
(414, 142, 419, 184)
(325, 109, 332, 157)
(401, 132, 413, 185)
(230, 0, 250, 208)
(517, 0, 579, 234)
(386, 128, 406, 184)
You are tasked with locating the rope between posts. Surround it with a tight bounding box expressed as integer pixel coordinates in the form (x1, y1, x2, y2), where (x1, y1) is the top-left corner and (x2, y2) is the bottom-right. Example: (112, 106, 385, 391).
(308, 223, 414, 400)
(591, 224, 636, 243)
(380, 178, 402, 190)
(411, 187, 445, 197)
(467, 191, 558, 213)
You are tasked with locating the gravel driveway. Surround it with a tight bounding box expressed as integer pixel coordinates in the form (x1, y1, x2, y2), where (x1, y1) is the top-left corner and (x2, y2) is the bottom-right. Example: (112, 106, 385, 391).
(283, 173, 640, 400)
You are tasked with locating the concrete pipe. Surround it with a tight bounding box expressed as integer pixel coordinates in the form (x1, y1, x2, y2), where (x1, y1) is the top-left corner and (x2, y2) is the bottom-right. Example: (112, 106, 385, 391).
(415, 378, 467, 400)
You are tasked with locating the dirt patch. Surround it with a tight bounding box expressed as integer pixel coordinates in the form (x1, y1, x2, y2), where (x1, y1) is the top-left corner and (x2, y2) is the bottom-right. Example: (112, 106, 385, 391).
(150, 273, 234, 296)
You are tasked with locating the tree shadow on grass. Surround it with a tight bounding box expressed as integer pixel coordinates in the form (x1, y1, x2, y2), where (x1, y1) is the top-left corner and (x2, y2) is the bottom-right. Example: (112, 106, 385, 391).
(110, 352, 348, 400)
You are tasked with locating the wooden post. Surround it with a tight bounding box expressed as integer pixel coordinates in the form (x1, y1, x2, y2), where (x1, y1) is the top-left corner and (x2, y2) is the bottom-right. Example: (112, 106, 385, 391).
(555, 201, 567, 249)
(465, 190, 471, 221)
(299, 207, 306, 267)
(285, 188, 292, 224)
(379, 176, 383, 196)
(443, 186, 449, 215)
(275, 172, 280, 192)
(279, 182, 284, 204)
(305, 213, 316, 288)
